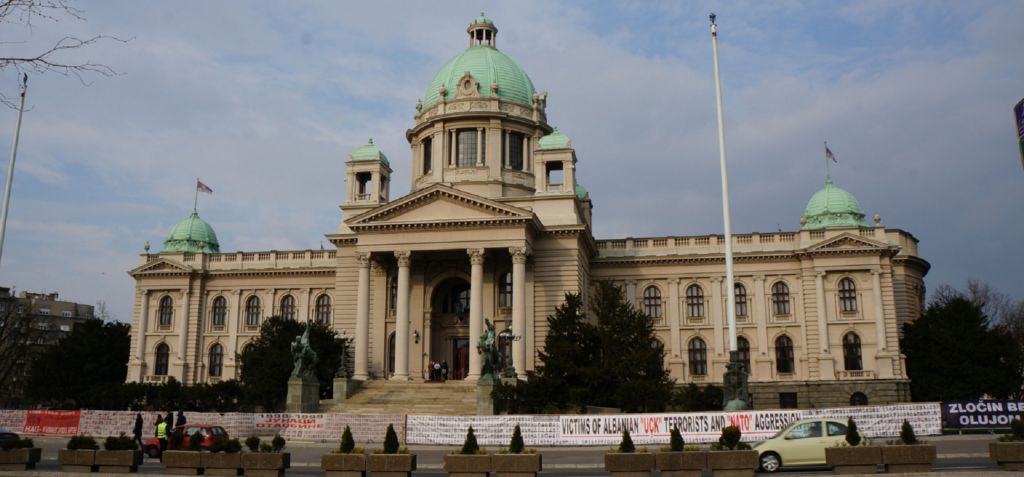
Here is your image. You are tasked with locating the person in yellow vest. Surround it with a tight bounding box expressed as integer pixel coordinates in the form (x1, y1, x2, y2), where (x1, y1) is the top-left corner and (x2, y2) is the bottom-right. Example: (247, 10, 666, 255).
(155, 416, 168, 453)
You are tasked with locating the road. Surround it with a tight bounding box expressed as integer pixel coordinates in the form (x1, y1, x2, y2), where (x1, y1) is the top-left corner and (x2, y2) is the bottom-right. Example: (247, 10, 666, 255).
(5, 434, 999, 476)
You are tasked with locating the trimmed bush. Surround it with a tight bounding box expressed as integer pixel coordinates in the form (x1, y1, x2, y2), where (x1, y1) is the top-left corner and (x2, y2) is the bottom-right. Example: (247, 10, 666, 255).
(187, 431, 204, 451)
(509, 425, 524, 454)
(460, 426, 481, 455)
(103, 433, 138, 451)
(899, 420, 919, 445)
(618, 430, 635, 453)
(669, 426, 684, 452)
(383, 424, 400, 454)
(1, 437, 33, 450)
(339, 426, 355, 453)
(67, 435, 99, 450)
(245, 436, 261, 452)
(271, 434, 286, 452)
(209, 438, 242, 453)
(846, 418, 862, 447)
(1000, 419, 1024, 442)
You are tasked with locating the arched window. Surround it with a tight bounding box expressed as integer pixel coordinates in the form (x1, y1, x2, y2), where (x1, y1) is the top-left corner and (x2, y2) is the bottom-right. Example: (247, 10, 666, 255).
(849, 392, 868, 406)
(315, 294, 331, 324)
(688, 337, 707, 376)
(211, 297, 227, 327)
(208, 344, 223, 378)
(422, 137, 433, 175)
(734, 283, 748, 317)
(498, 271, 513, 309)
(843, 332, 863, 371)
(507, 132, 525, 170)
(280, 295, 296, 321)
(839, 278, 857, 312)
(387, 332, 396, 376)
(158, 296, 173, 327)
(388, 277, 398, 312)
(736, 336, 751, 372)
(155, 343, 170, 376)
(772, 282, 791, 315)
(245, 296, 261, 327)
(775, 335, 795, 373)
(643, 285, 662, 319)
(686, 285, 705, 318)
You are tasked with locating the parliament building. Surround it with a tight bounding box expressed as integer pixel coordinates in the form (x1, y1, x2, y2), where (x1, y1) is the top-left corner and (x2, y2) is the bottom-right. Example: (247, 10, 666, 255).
(126, 15, 929, 409)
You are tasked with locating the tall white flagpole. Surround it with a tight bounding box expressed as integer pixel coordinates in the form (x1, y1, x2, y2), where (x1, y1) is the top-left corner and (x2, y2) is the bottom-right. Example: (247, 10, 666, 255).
(0, 74, 29, 269)
(710, 14, 738, 355)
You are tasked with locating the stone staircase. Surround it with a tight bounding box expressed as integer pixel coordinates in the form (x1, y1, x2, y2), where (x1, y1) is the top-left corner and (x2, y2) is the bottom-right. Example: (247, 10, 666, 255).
(321, 380, 478, 415)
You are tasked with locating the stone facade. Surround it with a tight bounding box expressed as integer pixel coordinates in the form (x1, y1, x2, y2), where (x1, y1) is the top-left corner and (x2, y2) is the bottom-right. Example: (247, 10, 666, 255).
(125, 15, 928, 409)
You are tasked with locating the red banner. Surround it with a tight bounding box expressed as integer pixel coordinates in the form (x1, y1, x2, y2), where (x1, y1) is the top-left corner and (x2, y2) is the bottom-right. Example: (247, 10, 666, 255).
(23, 410, 81, 435)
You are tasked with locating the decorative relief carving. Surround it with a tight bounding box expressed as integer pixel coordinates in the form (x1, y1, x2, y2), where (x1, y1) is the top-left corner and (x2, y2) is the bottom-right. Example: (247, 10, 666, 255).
(355, 253, 371, 268)
(467, 248, 485, 265)
(395, 251, 411, 267)
(509, 247, 528, 264)
(455, 71, 480, 99)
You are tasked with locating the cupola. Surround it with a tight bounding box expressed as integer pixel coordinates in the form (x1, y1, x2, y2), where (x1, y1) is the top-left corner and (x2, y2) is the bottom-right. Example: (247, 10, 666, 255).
(162, 210, 220, 253)
(344, 138, 392, 206)
(801, 179, 867, 229)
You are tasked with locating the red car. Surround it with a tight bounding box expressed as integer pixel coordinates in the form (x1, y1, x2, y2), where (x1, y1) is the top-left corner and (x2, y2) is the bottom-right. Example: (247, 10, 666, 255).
(144, 424, 229, 458)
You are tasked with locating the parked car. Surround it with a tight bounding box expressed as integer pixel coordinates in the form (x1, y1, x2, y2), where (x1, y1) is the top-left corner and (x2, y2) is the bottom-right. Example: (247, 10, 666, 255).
(143, 424, 229, 458)
(0, 428, 18, 448)
(754, 417, 861, 472)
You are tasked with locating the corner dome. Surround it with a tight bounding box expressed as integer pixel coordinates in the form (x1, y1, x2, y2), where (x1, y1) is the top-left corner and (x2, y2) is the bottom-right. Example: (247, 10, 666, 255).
(162, 211, 220, 253)
(350, 138, 389, 166)
(422, 17, 536, 109)
(574, 183, 590, 201)
(539, 128, 571, 150)
(802, 179, 867, 230)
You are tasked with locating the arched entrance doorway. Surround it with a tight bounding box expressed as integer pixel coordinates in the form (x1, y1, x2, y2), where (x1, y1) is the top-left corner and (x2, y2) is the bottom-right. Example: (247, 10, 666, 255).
(430, 277, 470, 380)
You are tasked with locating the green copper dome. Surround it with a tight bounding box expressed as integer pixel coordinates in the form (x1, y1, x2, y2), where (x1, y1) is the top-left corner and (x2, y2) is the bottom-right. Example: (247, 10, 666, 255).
(575, 183, 590, 201)
(162, 211, 220, 253)
(350, 138, 389, 166)
(422, 19, 536, 109)
(801, 179, 867, 230)
(539, 128, 571, 150)
(472, 12, 493, 25)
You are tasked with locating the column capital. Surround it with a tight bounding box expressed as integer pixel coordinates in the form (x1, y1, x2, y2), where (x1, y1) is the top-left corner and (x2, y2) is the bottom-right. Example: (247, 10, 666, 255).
(871, 269, 881, 276)
(509, 247, 528, 264)
(816, 271, 827, 278)
(625, 279, 637, 286)
(467, 248, 485, 265)
(710, 276, 723, 283)
(395, 250, 411, 267)
(355, 252, 371, 268)
(667, 277, 679, 284)
(753, 275, 765, 282)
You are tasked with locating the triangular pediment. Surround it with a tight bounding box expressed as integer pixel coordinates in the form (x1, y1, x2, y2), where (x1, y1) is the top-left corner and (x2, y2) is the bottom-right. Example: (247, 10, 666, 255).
(128, 258, 192, 276)
(807, 233, 888, 252)
(348, 185, 533, 229)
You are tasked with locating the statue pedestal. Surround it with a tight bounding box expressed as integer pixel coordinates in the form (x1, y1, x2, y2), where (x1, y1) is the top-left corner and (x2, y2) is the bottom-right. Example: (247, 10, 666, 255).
(476, 379, 495, 416)
(332, 377, 362, 402)
(286, 376, 320, 412)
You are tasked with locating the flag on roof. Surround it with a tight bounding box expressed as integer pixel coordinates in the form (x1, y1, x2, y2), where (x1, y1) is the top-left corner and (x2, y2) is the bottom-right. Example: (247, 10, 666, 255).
(197, 180, 213, 194)
(825, 143, 837, 163)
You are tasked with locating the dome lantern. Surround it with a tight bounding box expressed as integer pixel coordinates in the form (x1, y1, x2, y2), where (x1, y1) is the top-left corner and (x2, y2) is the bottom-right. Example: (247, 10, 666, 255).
(467, 12, 497, 47)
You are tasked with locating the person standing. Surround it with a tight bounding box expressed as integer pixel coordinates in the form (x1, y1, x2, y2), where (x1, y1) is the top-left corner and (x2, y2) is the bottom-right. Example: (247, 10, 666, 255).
(156, 416, 168, 454)
(175, 410, 186, 428)
(165, 412, 174, 431)
(441, 360, 449, 381)
(132, 413, 144, 448)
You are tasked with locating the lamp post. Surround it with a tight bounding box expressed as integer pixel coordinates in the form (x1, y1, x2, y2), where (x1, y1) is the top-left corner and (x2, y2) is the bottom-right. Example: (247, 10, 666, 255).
(498, 325, 521, 379)
(709, 13, 749, 410)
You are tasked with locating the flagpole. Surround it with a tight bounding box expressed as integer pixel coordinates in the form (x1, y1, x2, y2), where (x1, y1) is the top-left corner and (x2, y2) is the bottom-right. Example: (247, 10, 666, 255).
(0, 74, 29, 269)
(193, 177, 199, 212)
(824, 141, 831, 180)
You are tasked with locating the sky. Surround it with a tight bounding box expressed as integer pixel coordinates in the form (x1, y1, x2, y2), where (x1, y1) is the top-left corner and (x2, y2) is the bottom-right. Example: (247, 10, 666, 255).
(0, 1, 1020, 323)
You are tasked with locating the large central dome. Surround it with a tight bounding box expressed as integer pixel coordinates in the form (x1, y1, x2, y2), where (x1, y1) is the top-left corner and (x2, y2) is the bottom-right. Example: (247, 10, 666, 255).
(421, 16, 536, 109)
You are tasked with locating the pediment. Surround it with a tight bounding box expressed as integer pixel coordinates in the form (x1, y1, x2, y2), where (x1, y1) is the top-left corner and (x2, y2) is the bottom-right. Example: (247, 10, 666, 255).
(348, 185, 533, 229)
(807, 233, 888, 252)
(128, 258, 192, 276)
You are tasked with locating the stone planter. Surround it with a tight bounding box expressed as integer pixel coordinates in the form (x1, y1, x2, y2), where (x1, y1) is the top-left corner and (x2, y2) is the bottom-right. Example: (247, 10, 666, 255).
(604, 452, 655, 477)
(706, 450, 758, 477)
(880, 445, 935, 473)
(444, 454, 491, 477)
(492, 453, 542, 477)
(202, 452, 242, 476)
(241, 452, 290, 477)
(990, 442, 1024, 471)
(95, 449, 144, 473)
(59, 449, 97, 472)
(366, 453, 416, 477)
(0, 448, 42, 471)
(656, 451, 707, 477)
(162, 450, 204, 475)
(321, 452, 366, 477)
(825, 446, 881, 474)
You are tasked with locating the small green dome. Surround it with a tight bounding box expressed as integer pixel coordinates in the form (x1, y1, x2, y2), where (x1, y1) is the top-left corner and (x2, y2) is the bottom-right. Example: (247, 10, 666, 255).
(162, 211, 220, 253)
(574, 183, 590, 201)
(350, 138, 389, 166)
(802, 179, 867, 230)
(539, 128, 571, 150)
(422, 20, 536, 109)
(472, 12, 493, 25)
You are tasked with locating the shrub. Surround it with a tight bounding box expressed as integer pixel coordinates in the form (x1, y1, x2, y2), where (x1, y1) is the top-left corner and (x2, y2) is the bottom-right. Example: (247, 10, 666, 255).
(669, 426, 684, 452)
(168, 427, 185, 450)
(259, 443, 273, 452)
(271, 434, 286, 452)
(845, 418, 862, 447)
(383, 424, 400, 454)
(103, 433, 138, 451)
(339, 426, 355, 454)
(66, 435, 99, 450)
(245, 436, 261, 452)
(1, 437, 33, 450)
(618, 430, 635, 453)
(187, 431, 204, 451)
(1001, 419, 1024, 442)
(460, 426, 481, 455)
(509, 425, 524, 454)
(899, 420, 919, 445)
(209, 438, 242, 453)
(711, 426, 750, 450)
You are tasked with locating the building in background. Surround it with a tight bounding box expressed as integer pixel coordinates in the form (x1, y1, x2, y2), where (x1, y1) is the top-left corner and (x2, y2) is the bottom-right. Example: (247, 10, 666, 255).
(0, 288, 95, 406)
(126, 15, 928, 409)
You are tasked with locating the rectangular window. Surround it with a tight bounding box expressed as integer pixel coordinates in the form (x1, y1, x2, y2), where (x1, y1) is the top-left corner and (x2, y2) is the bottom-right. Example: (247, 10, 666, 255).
(62, 310, 72, 318)
(422, 137, 433, 175)
(457, 129, 477, 167)
(545, 162, 564, 191)
(39, 308, 49, 315)
(508, 132, 524, 170)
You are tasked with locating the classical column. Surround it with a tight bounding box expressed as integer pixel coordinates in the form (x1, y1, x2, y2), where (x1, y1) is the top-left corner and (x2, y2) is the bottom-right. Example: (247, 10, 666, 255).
(872, 270, 886, 351)
(476, 127, 484, 166)
(354, 253, 371, 380)
(467, 248, 484, 380)
(510, 247, 528, 377)
(178, 290, 190, 362)
(504, 130, 511, 168)
(136, 290, 150, 380)
(667, 278, 681, 360)
(815, 272, 829, 353)
(392, 251, 411, 380)
(228, 290, 242, 374)
(449, 130, 456, 166)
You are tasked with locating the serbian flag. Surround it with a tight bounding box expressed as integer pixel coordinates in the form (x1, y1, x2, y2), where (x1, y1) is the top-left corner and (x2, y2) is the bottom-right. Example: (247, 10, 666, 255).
(825, 143, 838, 163)
(197, 179, 213, 194)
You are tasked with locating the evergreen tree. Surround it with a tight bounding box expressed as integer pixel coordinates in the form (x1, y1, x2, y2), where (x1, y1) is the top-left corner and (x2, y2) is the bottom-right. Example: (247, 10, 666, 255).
(26, 319, 130, 407)
(533, 292, 600, 411)
(902, 296, 1023, 401)
(509, 424, 524, 454)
